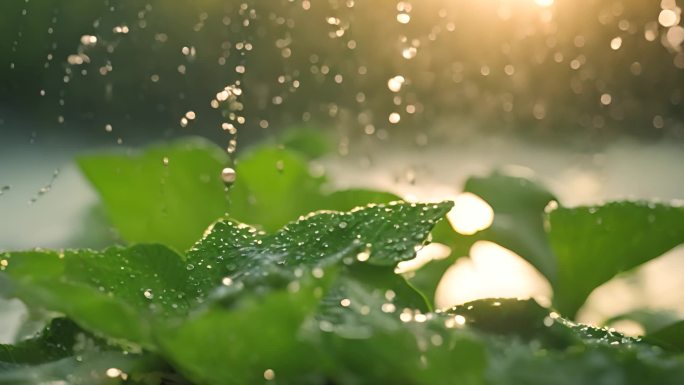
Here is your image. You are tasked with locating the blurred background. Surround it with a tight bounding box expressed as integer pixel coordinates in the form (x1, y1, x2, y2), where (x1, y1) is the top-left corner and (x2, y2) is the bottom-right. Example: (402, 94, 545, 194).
(1, 0, 683, 339)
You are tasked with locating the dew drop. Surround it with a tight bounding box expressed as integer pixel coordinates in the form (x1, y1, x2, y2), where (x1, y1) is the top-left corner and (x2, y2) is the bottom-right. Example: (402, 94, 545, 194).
(143, 289, 154, 299)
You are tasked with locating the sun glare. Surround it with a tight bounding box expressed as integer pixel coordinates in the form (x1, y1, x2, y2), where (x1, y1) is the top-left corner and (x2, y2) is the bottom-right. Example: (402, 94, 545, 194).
(435, 241, 552, 309)
(534, 0, 555, 7)
(446, 193, 495, 236)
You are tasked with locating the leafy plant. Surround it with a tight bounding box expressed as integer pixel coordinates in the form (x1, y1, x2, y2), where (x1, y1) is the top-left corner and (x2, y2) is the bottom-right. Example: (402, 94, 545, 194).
(1, 137, 683, 384)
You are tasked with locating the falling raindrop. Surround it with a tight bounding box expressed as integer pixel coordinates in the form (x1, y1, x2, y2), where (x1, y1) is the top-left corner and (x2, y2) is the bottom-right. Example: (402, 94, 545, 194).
(221, 167, 237, 185)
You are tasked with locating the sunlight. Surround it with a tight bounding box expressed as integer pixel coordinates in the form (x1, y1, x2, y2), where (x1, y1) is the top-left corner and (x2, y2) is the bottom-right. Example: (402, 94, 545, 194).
(435, 241, 552, 309)
(446, 193, 494, 235)
(534, 0, 554, 7)
(395, 243, 452, 274)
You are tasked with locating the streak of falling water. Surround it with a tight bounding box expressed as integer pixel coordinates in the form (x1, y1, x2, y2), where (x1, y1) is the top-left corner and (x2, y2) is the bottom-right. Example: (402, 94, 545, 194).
(28, 169, 60, 204)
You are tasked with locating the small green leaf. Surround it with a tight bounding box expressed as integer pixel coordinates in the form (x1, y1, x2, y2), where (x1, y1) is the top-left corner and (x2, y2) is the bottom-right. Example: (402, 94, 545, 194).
(77, 137, 230, 251)
(548, 201, 684, 317)
(0, 318, 167, 385)
(0, 318, 86, 365)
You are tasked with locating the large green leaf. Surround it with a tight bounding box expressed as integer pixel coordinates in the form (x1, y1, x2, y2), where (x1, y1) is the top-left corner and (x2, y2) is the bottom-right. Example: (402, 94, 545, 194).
(77, 137, 230, 251)
(1, 201, 450, 348)
(444, 299, 684, 385)
(156, 201, 451, 385)
(548, 201, 684, 317)
(0, 245, 188, 346)
(157, 274, 332, 385)
(185, 200, 452, 297)
(486, 337, 684, 385)
(78, 138, 401, 251)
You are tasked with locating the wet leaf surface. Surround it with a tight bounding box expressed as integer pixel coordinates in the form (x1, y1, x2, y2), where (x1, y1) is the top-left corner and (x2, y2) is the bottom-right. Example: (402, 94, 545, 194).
(0, 201, 450, 346)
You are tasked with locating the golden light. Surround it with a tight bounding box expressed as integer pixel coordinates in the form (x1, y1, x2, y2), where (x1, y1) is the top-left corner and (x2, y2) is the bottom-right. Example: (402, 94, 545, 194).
(395, 243, 452, 274)
(446, 192, 494, 235)
(659, 9, 679, 28)
(534, 0, 555, 7)
(435, 241, 552, 309)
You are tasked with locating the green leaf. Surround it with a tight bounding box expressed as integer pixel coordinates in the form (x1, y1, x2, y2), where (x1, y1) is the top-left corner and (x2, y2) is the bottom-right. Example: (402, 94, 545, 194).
(645, 320, 684, 353)
(226, 146, 326, 232)
(0, 318, 168, 385)
(157, 275, 331, 385)
(157, 201, 450, 385)
(444, 298, 575, 348)
(77, 137, 230, 251)
(0, 318, 86, 365)
(316, 263, 431, 339)
(225, 144, 401, 232)
(159, 201, 449, 385)
(0, 245, 188, 346)
(78, 138, 403, 251)
(442, 298, 646, 351)
(548, 201, 684, 317)
(486, 338, 684, 385)
(0, 352, 157, 385)
(1, 201, 450, 349)
(186, 200, 453, 292)
(312, 271, 488, 385)
(277, 126, 334, 159)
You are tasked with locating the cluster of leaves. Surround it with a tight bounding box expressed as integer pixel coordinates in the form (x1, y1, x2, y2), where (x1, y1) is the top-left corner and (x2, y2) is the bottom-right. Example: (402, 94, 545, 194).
(1, 136, 683, 384)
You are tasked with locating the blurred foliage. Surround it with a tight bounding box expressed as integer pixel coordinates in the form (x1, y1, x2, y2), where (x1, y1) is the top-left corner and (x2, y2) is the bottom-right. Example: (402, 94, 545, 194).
(549, 202, 684, 317)
(647, 321, 684, 353)
(78, 134, 396, 250)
